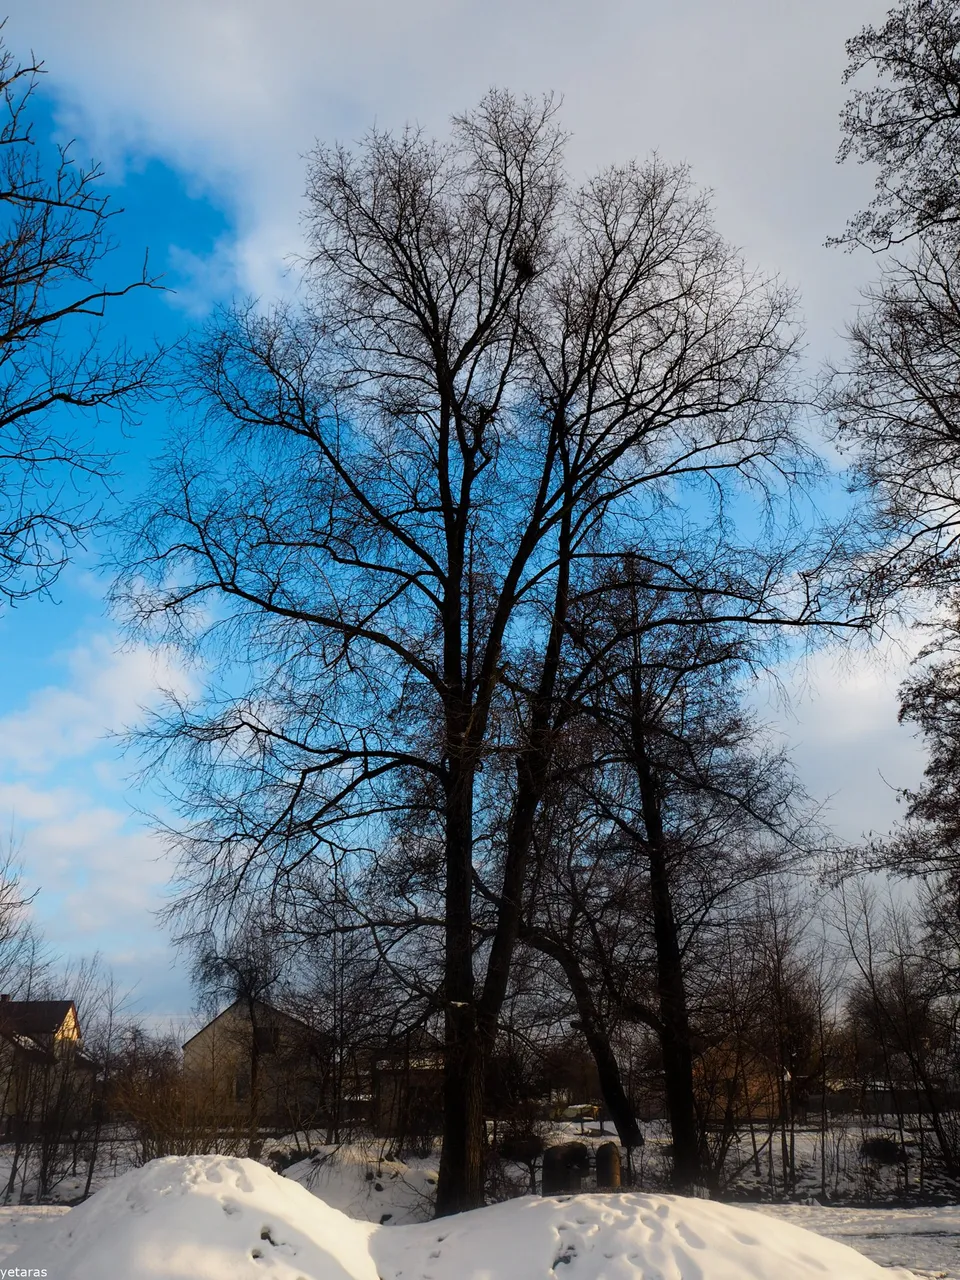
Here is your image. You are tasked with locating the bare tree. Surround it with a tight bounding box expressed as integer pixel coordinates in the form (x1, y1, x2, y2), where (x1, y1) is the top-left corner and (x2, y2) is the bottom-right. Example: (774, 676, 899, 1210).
(191, 921, 283, 1157)
(0, 39, 162, 605)
(111, 1022, 250, 1166)
(838, 876, 960, 1185)
(835, 0, 960, 252)
(117, 92, 810, 1212)
(519, 567, 819, 1188)
(830, 0, 960, 607)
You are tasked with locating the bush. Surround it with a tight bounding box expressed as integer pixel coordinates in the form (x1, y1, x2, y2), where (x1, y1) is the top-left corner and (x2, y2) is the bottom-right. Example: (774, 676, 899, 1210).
(860, 1136, 907, 1166)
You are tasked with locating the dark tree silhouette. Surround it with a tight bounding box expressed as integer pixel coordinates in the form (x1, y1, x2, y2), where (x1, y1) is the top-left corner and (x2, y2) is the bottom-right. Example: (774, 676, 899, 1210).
(118, 92, 812, 1213)
(832, 1, 960, 603)
(836, 0, 960, 251)
(832, 2, 960, 885)
(520, 561, 815, 1188)
(0, 38, 160, 606)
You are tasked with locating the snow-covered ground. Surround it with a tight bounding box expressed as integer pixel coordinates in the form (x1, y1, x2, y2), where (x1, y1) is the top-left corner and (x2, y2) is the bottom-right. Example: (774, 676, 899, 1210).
(0, 1143, 956, 1276)
(282, 1143, 439, 1223)
(0, 1155, 921, 1279)
(279, 1146, 960, 1278)
(0, 1204, 68, 1261)
(761, 1203, 960, 1280)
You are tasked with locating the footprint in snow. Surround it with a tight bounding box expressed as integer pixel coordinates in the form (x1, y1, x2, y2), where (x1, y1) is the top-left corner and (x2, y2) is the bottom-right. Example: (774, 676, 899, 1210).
(676, 1220, 706, 1249)
(259, 1224, 296, 1255)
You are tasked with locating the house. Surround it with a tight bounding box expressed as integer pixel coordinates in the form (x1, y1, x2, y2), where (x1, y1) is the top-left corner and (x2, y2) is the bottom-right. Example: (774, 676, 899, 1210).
(0, 995, 98, 1138)
(183, 1003, 448, 1144)
(0, 997, 81, 1050)
(371, 1033, 443, 1144)
(182, 998, 331, 1131)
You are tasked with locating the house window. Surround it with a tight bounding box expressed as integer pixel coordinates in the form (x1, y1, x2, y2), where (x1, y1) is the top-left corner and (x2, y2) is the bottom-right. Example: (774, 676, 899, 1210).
(235, 1069, 250, 1102)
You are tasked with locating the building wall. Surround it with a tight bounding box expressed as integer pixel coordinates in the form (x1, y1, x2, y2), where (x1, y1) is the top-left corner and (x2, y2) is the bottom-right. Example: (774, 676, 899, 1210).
(56, 1007, 80, 1043)
(373, 1064, 443, 1140)
(183, 1002, 326, 1128)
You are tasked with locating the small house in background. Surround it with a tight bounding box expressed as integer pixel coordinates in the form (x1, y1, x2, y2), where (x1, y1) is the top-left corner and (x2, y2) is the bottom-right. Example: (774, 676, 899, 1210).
(182, 998, 330, 1132)
(372, 1033, 443, 1147)
(0, 997, 81, 1050)
(0, 995, 99, 1138)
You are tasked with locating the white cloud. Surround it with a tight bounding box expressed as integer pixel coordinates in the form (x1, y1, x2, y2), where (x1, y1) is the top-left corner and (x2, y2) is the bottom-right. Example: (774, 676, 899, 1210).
(0, 634, 191, 774)
(0, 632, 192, 1008)
(0, 0, 928, 1002)
(166, 236, 241, 316)
(2, 0, 883, 336)
(757, 629, 928, 843)
(0, 781, 79, 824)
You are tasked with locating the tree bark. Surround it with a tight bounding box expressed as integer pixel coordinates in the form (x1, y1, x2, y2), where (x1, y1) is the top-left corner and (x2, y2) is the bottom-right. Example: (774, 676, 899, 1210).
(439, 504, 573, 1214)
(436, 759, 487, 1215)
(631, 725, 701, 1190)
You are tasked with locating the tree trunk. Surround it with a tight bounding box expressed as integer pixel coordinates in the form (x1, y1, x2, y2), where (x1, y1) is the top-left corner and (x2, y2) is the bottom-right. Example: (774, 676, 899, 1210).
(436, 762, 487, 1216)
(478, 503, 570, 1040)
(438, 506, 572, 1214)
(632, 727, 700, 1190)
(649, 843, 701, 1190)
(436, 1011, 486, 1215)
(559, 952, 643, 1149)
(522, 924, 643, 1150)
(82, 1101, 103, 1202)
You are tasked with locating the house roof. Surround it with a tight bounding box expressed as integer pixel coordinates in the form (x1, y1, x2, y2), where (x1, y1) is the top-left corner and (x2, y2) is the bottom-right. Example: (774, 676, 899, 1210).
(0, 1000, 76, 1038)
(182, 997, 321, 1050)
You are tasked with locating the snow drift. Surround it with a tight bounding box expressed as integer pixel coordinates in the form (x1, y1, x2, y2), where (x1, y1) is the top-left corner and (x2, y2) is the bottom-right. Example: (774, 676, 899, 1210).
(4, 1154, 918, 1279)
(3, 1156, 379, 1280)
(282, 1143, 437, 1223)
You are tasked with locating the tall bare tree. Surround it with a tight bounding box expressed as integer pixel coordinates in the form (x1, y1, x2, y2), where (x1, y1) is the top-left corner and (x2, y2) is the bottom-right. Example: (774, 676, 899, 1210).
(520, 564, 816, 1187)
(829, 1, 960, 894)
(118, 92, 811, 1212)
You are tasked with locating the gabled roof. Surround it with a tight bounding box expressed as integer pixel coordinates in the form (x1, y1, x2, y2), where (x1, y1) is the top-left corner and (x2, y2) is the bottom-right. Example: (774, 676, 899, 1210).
(0, 1000, 76, 1038)
(182, 997, 321, 1050)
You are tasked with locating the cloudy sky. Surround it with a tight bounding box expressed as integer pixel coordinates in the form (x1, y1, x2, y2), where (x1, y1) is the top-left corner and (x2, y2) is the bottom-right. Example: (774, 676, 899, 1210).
(0, 0, 926, 1018)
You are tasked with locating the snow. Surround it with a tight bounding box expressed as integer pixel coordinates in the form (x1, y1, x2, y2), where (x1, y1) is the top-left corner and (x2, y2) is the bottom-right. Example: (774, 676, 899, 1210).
(282, 1143, 438, 1223)
(0, 1205, 69, 1262)
(373, 1193, 917, 1280)
(3, 1156, 379, 1280)
(0, 1153, 922, 1279)
(761, 1202, 960, 1279)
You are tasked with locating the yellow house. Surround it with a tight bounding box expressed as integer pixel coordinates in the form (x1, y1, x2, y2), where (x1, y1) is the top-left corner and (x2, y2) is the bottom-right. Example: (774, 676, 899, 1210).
(0, 997, 82, 1048)
(0, 996, 97, 1137)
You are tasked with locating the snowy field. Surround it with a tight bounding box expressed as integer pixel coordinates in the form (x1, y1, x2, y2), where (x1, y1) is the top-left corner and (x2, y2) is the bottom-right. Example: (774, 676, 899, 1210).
(0, 1153, 954, 1278)
(761, 1204, 960, 1279)
(0, 1204, 69, 1261)
(0, 1155, 924, 1279)
(278, 1142, 960, 1276)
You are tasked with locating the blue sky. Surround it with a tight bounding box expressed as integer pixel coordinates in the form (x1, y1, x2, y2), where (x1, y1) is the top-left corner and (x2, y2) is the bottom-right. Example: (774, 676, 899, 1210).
(0, 93, 236, 1019)
(0, 0, 930, 1021)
